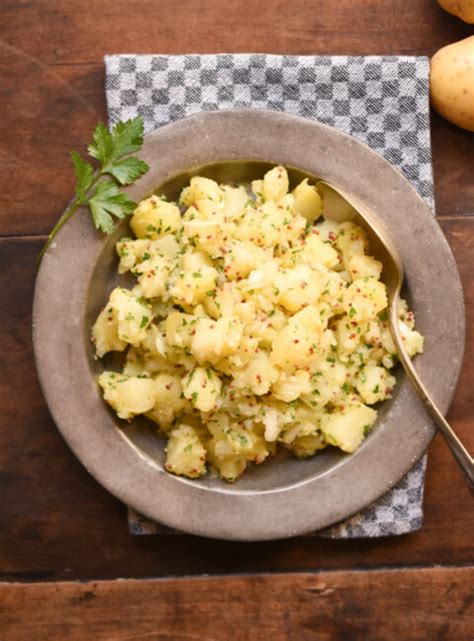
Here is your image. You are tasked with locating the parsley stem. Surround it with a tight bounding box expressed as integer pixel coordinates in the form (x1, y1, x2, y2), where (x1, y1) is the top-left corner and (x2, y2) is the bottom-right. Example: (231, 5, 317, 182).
(36, 170, 102, 267)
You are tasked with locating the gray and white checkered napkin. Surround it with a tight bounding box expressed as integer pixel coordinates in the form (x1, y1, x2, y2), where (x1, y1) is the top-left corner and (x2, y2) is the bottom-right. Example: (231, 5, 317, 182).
(105, 53, 432, 538)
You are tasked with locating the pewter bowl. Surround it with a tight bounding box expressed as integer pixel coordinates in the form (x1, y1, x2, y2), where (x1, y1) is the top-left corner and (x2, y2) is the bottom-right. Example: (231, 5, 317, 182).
(33, 110, 464, 540)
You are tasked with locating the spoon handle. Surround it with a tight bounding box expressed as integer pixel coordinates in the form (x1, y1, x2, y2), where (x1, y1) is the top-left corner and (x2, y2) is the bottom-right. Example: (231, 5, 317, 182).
(390, 315, 474, 493)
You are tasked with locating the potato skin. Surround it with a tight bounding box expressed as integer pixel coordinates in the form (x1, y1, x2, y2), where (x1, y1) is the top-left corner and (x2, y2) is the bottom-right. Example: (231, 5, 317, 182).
(437, 0, 474, 23)
(430, 36, 474, 132)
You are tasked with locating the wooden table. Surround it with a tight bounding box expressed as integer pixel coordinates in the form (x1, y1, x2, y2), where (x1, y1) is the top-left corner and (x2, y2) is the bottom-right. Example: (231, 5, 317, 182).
(1, 1, 473, 639)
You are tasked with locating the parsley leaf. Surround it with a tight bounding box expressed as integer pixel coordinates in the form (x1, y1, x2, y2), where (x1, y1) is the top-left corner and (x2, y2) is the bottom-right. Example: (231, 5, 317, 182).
(107, 156, 149, 185)
(37, 116, 149, 266)
(89, 181, 136, 234)
(71, 151, 94, 203)
(87, 122, 115, 165)
(109, 118, 146, 160)
(87, 118, 146, 164)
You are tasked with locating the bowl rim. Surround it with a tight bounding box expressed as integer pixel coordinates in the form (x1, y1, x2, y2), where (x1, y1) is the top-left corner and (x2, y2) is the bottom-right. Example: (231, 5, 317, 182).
(33, 109, 465, 540)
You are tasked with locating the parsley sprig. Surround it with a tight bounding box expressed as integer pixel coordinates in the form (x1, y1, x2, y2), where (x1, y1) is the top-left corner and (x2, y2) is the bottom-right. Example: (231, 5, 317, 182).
(37, 116, 149, 265)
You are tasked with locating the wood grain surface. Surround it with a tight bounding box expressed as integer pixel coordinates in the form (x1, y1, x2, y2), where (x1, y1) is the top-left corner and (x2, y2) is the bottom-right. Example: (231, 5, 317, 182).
(0, 0, 474, 236)
(0, 218, 472, 582)
(1, 568, 473, 641)
(0, 0, 473, 638)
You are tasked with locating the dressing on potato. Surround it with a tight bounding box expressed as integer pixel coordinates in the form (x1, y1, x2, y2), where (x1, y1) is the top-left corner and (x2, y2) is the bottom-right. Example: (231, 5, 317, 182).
(92, 167, 424, 482)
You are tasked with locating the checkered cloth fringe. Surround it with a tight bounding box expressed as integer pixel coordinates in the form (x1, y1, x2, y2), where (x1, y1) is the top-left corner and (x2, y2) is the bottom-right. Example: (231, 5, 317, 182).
(105, 53, 432, 538)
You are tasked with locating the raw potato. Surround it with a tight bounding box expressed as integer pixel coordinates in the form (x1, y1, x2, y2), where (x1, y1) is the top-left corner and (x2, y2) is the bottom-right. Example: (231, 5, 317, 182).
(437, 0, 474, 23)
(430, 36, 474, 132)
(93, 166, 424, 483)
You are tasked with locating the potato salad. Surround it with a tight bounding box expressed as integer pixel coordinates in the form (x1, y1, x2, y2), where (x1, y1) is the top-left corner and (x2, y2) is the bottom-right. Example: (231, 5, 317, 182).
(92, 166, 424, 482)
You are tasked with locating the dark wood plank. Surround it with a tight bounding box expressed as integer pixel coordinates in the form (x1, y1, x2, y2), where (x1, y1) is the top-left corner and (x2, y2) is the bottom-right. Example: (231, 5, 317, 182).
(431, 114, 474, 217)
(1, 568, 473, 641)
(2, 0, 472, 63)
(0, 0, 474, 236)
(0, 216, 472, 581)
(0, 49, 105, 237)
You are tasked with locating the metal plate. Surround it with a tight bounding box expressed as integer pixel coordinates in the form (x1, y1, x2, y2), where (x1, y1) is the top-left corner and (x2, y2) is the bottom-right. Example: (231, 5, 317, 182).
(33, 110, 465, 540)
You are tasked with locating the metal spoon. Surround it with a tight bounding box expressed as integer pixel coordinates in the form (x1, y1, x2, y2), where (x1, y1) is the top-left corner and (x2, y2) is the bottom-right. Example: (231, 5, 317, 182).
(318, 180, 474, 491)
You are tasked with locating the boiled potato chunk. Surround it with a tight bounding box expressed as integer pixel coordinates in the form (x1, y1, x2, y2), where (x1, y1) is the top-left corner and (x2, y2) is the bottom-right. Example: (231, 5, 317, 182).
(223, 240, 261, 280)
(92, 287, 152, 355)
(276, 264, 326, 313)
(191, 317, 243, 364)
(297, 232, 339, 269)
(179, 176, 224, 207)
(335, 318, 366, 362)
(321, 404, 377, 453)
(235, 199, 292, 248)
(293, 432, 327, 458)
(98, 372, 155, 420)
(116, 236, 180, 274)
(293, 179, 323, 222)
(134, 255, 170, 299)
(145, 373, 188, 429)
(170, 261, 218, 307)
(272, 370, 311, 402)
(262, 165, 289, 201)
(206, 415, 269, 482)
(399, 320, 424, 357)
(232, 350, 279, 395)
(182, 367, 222, 412)
(165, 424, 207, 478)
(130, 197, 181, 239)
(165, 311, 195, 349)
(343, 278, 388, 322)
(92, 307, 127, 357)
(337, 222, 369, 260)
(348, 253, 382, 281)
(271, 321, 320, 371)
(356, 365, 396, 404)
(221, 185, 249, 219)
